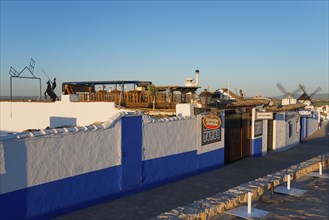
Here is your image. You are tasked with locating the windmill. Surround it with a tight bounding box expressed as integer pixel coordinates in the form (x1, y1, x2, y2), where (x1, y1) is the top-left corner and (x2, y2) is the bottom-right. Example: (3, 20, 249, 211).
(297, 84, 321, 108)
(276, 83, 301, 105)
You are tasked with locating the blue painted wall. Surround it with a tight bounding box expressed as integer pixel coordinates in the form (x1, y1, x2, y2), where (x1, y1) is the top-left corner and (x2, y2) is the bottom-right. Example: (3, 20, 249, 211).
(300, 117, 305, 141)
(0, 166, 122, 220)
(252, 137, 262, 157)
(121, 116, 142, 191)
(300, 117, 309, 141)
(142, 151, 197, 187)
(306, 117, 309, 137)
(197, 148, 224, 172)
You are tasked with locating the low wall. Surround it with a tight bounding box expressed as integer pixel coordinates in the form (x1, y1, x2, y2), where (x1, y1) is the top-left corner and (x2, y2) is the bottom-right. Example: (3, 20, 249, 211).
(0, 119, 121, 220)
(0, 113, 225, 220)
(142, 113, 225, 186)
(0, 99, 125, 133)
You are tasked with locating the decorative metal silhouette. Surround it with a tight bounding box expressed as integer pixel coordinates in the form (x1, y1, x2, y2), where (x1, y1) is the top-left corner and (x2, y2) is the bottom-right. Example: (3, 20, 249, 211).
(44, 81, 57, 102)
(9, 58, 41, 101)
(52, 78, 57, 90)
(41, 69, 58, 101)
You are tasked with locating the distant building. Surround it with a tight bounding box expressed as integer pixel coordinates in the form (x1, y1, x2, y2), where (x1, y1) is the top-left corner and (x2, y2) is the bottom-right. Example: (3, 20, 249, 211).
(213, 88, 241, 100)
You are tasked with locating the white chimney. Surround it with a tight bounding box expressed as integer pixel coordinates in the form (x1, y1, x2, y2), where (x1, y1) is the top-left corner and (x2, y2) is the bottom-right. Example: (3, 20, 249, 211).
(195, 69, 199, 86)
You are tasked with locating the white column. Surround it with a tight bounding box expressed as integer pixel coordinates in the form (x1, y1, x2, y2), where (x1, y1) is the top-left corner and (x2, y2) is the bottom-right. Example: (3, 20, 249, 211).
(247, 192, 252, 214)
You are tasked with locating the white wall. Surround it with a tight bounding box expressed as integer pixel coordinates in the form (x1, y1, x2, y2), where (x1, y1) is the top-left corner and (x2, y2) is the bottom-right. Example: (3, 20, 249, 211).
(142, 113, 225, 161)
(0, 99, 129, 133)
(262, 120, 268, 155)
(273, 111, 299, 151)
(176, 104, 196, 117)
(0, 122, 121, 194)
(307, 110, 320, 136)
(143, 117, 197, 160)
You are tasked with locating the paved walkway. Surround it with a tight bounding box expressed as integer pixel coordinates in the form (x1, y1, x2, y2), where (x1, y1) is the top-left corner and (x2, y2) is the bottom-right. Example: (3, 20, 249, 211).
(54, 122, 329, 220)
(213, 169, 329, 220)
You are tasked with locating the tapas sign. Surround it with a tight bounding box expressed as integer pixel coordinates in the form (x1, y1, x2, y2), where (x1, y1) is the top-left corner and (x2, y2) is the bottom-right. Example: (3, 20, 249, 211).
(202, 113, 222, 146)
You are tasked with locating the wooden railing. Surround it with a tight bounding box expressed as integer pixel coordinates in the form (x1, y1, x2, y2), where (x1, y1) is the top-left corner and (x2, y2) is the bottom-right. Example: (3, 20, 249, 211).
(77, 91, 193, 109)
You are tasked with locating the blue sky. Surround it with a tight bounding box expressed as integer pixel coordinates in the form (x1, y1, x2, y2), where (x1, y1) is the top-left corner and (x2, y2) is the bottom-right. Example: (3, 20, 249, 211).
(1, 0, 328, 97)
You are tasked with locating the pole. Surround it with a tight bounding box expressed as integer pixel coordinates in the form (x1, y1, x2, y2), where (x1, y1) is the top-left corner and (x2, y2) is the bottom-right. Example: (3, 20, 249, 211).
(247, 192, 252, 214)
(319, 162, 322, 176)
(10, 77, 12, 118)
(228, 79, 230, 99)
(39, 78, 42, 101)
(10, 76, 12, 102)
(41, 69, 52, 83)
(287, 175, 291, 190)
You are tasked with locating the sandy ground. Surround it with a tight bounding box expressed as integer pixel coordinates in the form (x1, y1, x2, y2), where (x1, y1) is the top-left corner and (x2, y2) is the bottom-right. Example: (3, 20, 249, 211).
(213, 169, 329, 220)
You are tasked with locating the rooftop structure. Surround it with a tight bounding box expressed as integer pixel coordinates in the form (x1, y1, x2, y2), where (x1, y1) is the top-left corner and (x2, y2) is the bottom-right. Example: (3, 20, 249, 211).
(184, 70, 199, 87)
(62, 80, 152, 93)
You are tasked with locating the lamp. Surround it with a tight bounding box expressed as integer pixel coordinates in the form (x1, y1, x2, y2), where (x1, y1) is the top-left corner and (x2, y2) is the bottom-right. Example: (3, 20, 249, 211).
(199, 89, 212, 107)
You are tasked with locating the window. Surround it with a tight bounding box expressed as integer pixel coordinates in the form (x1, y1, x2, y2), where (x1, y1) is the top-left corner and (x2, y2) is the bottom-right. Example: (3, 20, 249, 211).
(254, 120, 263, 137)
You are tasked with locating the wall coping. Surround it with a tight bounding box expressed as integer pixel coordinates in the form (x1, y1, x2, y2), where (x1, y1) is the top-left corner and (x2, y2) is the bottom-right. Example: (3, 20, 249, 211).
(0, 112, 196, 142)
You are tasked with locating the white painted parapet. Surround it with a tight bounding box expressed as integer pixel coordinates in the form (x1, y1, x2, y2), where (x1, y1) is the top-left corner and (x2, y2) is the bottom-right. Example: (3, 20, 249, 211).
(143, 116, 197, 160)
(176, 103, 196, 117)
(61, 94, 80, 102)
(0, 119, 121, 194)
(0, 100, 133, 133)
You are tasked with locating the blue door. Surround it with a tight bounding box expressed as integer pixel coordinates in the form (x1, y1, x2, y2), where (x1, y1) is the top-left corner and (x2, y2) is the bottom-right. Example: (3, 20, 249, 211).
(121, 116, 142, 190)
(300, 117, 307, 141)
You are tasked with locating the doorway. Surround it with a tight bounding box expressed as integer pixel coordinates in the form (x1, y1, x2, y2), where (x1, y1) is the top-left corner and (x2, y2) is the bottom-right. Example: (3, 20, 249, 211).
(224, 109, 251, 164)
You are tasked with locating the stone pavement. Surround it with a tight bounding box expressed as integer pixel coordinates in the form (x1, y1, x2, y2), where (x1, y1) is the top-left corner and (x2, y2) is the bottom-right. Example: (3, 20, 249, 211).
(54, 122, 329, 220)
(213, 169, 329, 220)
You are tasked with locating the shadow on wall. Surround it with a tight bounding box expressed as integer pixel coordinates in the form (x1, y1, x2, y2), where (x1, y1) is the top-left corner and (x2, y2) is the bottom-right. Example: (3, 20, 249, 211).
(0, 139, 27, 219)
(50, 116, 77, 128)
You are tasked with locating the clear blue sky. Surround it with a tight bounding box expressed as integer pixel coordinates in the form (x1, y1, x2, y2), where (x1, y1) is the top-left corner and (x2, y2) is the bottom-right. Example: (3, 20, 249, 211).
(1, 0, 328, 97)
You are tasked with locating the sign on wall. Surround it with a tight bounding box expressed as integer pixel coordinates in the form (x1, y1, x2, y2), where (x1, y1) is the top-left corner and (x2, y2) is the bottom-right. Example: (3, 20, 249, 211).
(256, 112, 273, 120)
(298, 110, 312, 117)
(202, 113, 222, 146)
